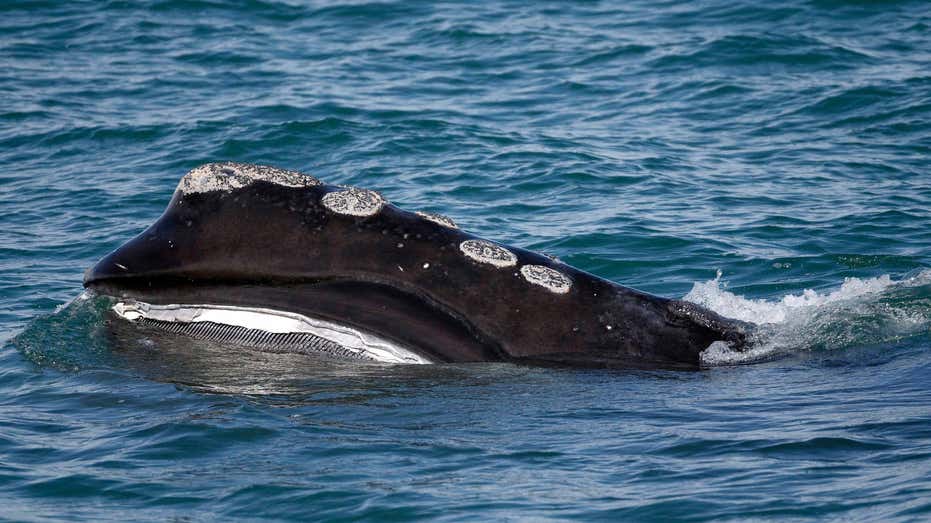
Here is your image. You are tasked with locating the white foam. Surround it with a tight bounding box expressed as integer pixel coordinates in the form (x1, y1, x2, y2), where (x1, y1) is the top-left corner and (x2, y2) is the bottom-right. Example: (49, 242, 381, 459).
(688, 270, 931, 366)
(685, 270, 907, 325)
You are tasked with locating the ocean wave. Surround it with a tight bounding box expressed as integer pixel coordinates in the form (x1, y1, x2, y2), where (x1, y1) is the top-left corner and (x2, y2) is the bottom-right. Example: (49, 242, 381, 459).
(652, 33, 873, 71)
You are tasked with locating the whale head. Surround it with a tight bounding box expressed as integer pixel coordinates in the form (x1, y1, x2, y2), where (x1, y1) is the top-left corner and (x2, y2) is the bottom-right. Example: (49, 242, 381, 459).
(85, 162, 752, 369)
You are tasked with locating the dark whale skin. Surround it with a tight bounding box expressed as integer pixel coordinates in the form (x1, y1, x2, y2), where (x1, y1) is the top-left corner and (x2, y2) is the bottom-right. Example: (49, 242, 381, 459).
(84, 164, 750, 369)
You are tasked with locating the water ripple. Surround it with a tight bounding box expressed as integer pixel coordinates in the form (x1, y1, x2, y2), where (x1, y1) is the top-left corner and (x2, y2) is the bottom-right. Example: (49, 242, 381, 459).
(1, 0, 931, 520)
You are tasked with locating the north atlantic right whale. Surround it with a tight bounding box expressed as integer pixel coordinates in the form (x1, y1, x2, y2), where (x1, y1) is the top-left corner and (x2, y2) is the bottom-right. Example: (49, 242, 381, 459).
(83, 162, 751, 369)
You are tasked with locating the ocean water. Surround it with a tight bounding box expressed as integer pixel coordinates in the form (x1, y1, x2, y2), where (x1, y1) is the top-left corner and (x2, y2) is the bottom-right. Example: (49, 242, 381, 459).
(2, 0, 931, 520)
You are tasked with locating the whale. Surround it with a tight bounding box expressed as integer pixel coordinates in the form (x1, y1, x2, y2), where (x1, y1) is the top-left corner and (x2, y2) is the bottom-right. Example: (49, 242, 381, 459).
(83, 162, 751, 369)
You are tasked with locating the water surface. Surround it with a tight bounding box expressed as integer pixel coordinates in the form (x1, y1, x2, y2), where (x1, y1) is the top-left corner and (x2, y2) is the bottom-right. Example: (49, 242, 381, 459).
(2, 0, 931, 520)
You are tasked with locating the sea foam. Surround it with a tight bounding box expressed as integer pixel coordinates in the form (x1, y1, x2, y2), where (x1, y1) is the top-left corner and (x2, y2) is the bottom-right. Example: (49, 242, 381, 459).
(688, 270, 931, 365)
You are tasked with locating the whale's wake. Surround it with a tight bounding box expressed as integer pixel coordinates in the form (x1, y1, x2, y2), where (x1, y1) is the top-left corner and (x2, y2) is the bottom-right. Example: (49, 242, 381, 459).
(689, 270, 931, 365)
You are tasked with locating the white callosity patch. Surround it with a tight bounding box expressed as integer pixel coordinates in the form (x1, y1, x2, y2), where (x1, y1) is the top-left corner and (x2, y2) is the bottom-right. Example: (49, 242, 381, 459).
(459, 239, 518, 268)
(520, 264, 572, 294)
(178, 162, 320, 194)
(321, 187, 385, 217)
(415, 211, 458, 229)
(112, 301, 431, 364)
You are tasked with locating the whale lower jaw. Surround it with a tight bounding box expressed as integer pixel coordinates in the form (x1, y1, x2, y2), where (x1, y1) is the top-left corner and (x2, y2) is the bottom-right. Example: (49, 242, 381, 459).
(111, 301, 433, 365)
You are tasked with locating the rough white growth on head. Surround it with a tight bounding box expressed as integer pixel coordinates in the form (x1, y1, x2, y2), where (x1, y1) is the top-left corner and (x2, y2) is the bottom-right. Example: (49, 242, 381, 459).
(520, 264, 572, 294)
(459, 239, 517, 268)
(321, 187, 385, 217)
(415, 211, 458, 229)
(178, 162, 320, 194)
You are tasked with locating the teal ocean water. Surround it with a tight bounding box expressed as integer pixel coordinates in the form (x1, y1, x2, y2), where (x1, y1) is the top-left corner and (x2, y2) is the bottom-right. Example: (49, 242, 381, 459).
(3, 0, 931, 520)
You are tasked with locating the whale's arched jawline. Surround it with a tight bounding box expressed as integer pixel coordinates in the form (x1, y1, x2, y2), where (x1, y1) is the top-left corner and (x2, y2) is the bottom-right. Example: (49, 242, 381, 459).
(86, 276, 509, 364)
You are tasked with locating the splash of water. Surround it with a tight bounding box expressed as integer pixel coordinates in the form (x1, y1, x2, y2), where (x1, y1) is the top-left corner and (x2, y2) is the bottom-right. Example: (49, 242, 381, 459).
(688, 270, 931, 365)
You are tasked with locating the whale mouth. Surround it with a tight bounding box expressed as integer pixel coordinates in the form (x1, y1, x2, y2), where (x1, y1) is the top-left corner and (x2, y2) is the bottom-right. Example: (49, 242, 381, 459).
(111, 300, 432, 364)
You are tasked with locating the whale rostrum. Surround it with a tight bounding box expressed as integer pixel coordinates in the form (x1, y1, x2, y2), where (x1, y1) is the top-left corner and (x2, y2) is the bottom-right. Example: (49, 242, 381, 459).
(84, 162, 751, 368)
